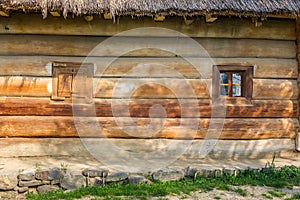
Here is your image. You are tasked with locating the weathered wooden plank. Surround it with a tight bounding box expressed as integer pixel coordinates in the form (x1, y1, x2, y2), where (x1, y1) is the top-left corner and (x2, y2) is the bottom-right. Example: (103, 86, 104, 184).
(94, 78, 211, 99)
(0, 138, 295, 159)
(0, 76, 51, 97)
(0, 14, 295, 40)
(0, 97, 297, 117)
(0, 116, 297, 139)
(0, 56, 297, 78)
(0, 35, 296, 58)
(253, 79, 298, 99)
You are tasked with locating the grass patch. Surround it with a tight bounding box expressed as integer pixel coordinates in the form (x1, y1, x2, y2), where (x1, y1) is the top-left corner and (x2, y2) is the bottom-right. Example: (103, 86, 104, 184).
(267, 190, 286, 198)
(233, 188, 247, 197)
(285, 193, 300, 200)
(27, 165, 300, 200)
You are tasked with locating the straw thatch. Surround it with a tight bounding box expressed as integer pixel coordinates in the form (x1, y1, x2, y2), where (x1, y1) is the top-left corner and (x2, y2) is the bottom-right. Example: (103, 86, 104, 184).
(0, 0, 300, 18)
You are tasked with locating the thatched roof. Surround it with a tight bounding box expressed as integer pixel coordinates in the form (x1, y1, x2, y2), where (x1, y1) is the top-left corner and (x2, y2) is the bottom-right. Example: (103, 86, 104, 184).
(0, 0, 300, 18)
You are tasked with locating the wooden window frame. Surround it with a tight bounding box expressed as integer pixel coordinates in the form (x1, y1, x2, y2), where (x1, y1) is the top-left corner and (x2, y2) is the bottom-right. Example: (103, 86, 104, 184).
(213, 65, 253, 105)
(52, 62, 94, 103)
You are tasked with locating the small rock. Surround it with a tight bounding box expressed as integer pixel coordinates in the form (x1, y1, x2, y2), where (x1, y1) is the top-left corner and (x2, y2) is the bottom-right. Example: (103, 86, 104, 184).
(19, 180, 43, 187)
(106, 172, 129, 182)
(51, 179, 60, 185)
(37, 185, 60, 194)
(88, 177, 103, 186)
(49, 168, 65, 180)
(18, 170, 36, 181)
(0, 173, 18, 190)
(82, 167, 109, 178)
(128, 175, 149, 185)
(293, 186, 300, 193)
(60, 174, 85, 190)
(0, 191, 18, 199)
(14, 186, 29, 193)
(152, 167, 185, 182)
(35, 170, 50, 180)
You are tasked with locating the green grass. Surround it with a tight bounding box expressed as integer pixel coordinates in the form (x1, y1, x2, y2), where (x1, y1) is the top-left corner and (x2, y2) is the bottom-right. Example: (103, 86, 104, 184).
(27, 165, 300, 200)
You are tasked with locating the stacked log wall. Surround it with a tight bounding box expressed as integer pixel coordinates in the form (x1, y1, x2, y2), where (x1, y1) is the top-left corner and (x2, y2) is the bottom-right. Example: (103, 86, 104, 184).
(0, 14, 298, 158)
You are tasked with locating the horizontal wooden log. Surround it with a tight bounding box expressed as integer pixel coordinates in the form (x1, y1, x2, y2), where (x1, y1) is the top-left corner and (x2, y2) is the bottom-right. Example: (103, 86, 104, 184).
(95, 78, 211, 98)
(0, 138, 295, 159)
(0, 77, 51, 97)
(253, 79, 298, 99)
(0, 14, 295, 40)
(0, 56, 297, 79)
(0, 76, 296, 99)
(0, 35, 296, 58)
(0, 117, 297, 139)
(0, 97, 297, 118)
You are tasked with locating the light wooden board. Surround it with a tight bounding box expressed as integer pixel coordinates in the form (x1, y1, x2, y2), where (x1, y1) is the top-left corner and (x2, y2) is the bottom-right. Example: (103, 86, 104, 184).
(0, 14, 295, 40)
(253, 79, 298, 99)
(0, 138, 295, 159)
(0, 35, 296, 58)
(0, 76, 296, 99)
(0, 116, 297, 139)
(0, 97, 297, 118)
(0, 56, 297, 78)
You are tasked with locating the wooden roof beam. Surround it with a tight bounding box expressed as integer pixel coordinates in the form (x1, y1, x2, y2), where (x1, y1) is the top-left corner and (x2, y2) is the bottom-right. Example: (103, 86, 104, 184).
(0, 10, 10, 17)
(205, 14, 218, 23)
(103, 13, 112, 20)
(154, 15, 165, 22)
(49, 11, 61, 17)
(84, 15, 93, 22)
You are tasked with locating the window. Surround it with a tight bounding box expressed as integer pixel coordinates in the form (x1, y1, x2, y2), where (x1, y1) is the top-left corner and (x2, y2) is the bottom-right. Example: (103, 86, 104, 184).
(51, 62, 94, 103)
(213, 65, 253, 104)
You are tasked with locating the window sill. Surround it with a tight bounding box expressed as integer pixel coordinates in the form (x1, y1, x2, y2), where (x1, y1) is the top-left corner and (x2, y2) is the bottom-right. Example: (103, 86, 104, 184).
(213, 97, 252, 106)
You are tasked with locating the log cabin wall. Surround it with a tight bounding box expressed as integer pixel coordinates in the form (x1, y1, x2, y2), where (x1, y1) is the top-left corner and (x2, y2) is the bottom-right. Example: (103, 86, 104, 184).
(0, 14, 298, 158)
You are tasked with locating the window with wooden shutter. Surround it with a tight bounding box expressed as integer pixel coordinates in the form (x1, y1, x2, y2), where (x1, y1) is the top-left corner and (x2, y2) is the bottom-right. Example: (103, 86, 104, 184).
(52, 62, 94, 103)
(213, 65, 253, 105)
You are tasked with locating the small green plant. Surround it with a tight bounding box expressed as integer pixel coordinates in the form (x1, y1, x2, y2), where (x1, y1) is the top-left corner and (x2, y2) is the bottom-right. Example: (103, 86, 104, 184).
(262, 193, 273, 199)
(233, 188, 247, 197)
(267, 190, 286, 198)
(60, 162, 69, 171)
(34, 162, 42, 172)
(285, 193, 300, 200)
(214, 196, 221, 199)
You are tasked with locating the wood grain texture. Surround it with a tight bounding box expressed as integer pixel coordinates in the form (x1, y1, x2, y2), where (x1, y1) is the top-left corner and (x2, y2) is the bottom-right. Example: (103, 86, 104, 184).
(0, 14, 295, 40)
(0, 35, 296, 58)
(0, 76, 51, 97)
(0, 116, 297, 139)
(0, 76, 296, 99)
(0, 56, 297, 78)
(253, 79, 298, 99)
(0, 138, 295, 159)
(0, 97, 297, 118)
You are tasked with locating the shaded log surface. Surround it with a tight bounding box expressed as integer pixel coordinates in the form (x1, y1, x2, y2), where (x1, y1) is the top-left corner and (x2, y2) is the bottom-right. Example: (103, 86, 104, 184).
(0, 35, 296, 58)
(0, 138, 295, 159)
(0, 98, 297, 118)
(0, 14, 295, 40)
(0, 116, 297, 139)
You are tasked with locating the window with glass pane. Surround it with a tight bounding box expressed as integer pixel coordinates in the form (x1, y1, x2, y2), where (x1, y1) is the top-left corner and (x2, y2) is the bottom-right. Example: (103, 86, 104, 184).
(219, 72, 243, 97)
(213, 65, 253, 102)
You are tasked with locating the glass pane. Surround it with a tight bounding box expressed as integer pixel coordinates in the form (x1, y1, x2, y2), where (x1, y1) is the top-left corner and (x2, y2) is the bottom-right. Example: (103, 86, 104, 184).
(232, 73, 241, 96)
(232, 73, 241, 84)
(220, 86, 228, 96)
(219, 73, 228, 96)
(220, 73, 228, 84)
(233, 86, 241, 96)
